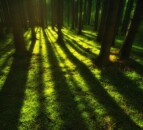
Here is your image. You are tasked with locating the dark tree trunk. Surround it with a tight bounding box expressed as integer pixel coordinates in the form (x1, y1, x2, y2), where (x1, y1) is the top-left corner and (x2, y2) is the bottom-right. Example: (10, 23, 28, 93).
(120, 0, 143, 60)
(111, 0, 125, 46)
(74, 0, 79, 28)
(71, 0, 75, 29)
(96, 0, 108, 42)
(87, 0, 92, 25)
(57, 0, 64, 43)
(0, 0, 11, 28)
(78, 0, 83, 34)
(0, 25, 4, 39)
(94, 0, 101, 31)
(40, 0, 46, 28)
(67, 0, 71, 26)
(121, 0, 134, 35)
(51, 0, 56, 29)
(27, 0, 36, 40)
(10, 1, 27, 56)
(83, 0, 88, 25)
(97, 0, 122, 65)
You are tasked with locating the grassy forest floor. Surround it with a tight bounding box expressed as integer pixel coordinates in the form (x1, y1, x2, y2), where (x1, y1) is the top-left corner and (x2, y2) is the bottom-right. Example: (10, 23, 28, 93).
(0, 26, 143, 130)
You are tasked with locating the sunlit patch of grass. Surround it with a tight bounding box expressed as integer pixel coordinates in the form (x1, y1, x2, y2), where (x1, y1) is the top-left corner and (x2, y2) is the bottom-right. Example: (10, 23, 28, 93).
(52, 42, 107, 129)
(1, 27, 143, 129)
(0, 36, 14, 91)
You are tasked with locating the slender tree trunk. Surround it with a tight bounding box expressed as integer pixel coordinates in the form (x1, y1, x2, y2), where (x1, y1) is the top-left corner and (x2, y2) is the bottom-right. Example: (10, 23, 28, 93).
(75, 1, 79, 28)
(121, 0, 134, 34)
(0, 25, 4, 39)
(94, 0, 100, 31)
(96, 0, 108, 42)
(120, 0, 143, 60)
(40, 0, 45, 28)
(67, 0, 71, 26)
(111, 0, 125, 46)
(51, 0, 55, 29)
(87, 0, 92, 25)
(57, 0, 63, 43)
(78, 0, 83, 34)
(27, 0, 36, 40)
(83, 0, 88, 25)
(97, 0, 122, 65)
(71, 0, 75, 29)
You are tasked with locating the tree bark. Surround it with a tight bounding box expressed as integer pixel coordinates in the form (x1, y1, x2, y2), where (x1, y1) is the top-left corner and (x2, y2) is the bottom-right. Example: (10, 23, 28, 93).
(94, 0, 101, 31)
(97, 0, 122, 65)
(120, 0, 143, 60)
(10, 0, 27, 56)
(83, 0, 88, 25)
(27, 0, 36, 40)
(96, 0, 108, 42)
(111, 0, 125, 46)
(57, 0, 64, 43)
(121, 0, 134, 35)
(87, 0, 92, 25)
(78, 0, 83, 34)
(71, 0, 75, 29)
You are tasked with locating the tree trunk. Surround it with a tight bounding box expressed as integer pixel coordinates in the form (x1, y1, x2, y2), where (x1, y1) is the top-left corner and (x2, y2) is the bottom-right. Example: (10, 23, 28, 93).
(83, 0, 88, 25)
(78, 0, 83, 34)
(97, 0, 122, 65)
(111, 0, 125, 46)
(96, 0, 108, 42)
(120, 0, 143, 60)
(27, 0, 36, 40)
(87, 0, 92, 25)
(57, 0, 63, 43)
(11, 1, 27, 56)
(121, 0, 134, 35)
(51, 0, 56, 29)
(74, 0, 79, 28)
(94, 0, 101, 31)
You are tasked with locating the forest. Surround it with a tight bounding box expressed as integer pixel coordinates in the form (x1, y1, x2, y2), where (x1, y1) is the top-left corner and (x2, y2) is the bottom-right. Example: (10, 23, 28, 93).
(0, 0, 143, 129)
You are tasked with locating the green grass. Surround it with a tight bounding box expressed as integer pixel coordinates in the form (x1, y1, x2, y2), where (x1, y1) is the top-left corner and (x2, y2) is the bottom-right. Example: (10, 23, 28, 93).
(0, 27, 143, 130)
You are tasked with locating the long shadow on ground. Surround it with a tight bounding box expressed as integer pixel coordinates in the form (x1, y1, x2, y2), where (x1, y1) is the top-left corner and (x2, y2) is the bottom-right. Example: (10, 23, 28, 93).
(101, 65, 143, 113)
(34, 28, 49, 130)
(50, 30, 141, 130)
(0, 40, 36, 129)
(43, 29, 88, 130)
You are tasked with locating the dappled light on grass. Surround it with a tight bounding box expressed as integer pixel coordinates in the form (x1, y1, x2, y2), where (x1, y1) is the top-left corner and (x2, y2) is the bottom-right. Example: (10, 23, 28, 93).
(0, 27, 143, 129)
(0, 36, 14, 91)
(46, 31, 107, 129)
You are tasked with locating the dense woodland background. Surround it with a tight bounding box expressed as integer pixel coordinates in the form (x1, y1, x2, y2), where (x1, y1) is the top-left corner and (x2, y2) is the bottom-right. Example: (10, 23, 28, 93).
(0, 0, 143, 130)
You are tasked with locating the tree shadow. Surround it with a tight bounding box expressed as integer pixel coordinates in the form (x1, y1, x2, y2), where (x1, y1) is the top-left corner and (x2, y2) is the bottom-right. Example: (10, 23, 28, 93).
(34, 28, 49, 130)
(53, 31, 141, 129)
(82, 31, 97, 37)
(43, 29, 89, 130)
(0, 40, 36, 129)
(64, 36, 96, 59)
(51, 39, 102, 129)
(64, 34, 97, 56)
(0, 53, 13, 76)
(81, 32, 96, 40)
(132, 49, 143, 59)
(101, 66, 143, 115)
(64, 32, 96, 48)
(0, 58, 30, 129)
(0, 41, 14, 59)
(130, 59, 143, 77)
